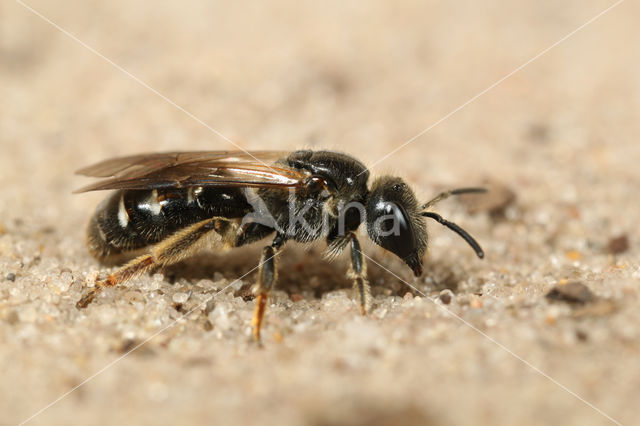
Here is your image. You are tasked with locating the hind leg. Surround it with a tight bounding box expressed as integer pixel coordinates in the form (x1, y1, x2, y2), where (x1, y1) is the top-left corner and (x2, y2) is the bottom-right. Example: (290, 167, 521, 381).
(77, 217, 235, 308)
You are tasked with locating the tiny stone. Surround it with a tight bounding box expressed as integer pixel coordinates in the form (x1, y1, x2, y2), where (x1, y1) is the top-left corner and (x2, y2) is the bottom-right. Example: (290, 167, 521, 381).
(208, 303, 231, 330)
(118, 339, 138, 354)
(5, 310, 19, 325)
(526, 122, 550, 142)
(124, 291, 144, 303)
(572, 299, 617, 318)
(608, 234, 629, 255)
(234, 282, 255, 302)
(458, 181, 516, 218)
(565, 251, 581, 261)
(439, 289, 453, 305)
(230, 279, 244, 291)
(204, 299, 215, 315)
(59, 271, 74, 289)
(172, 292, 189, 304)
(195, 279, 215, 291)
(290, 293, 303, 302)
(545, 314, 557, 325)
(373, 307, 388, 319)
(546, 281, 594, 305)
(469, 296, 483, 309)
(575, 329, 588, 342)
(5, 273, 16, 282)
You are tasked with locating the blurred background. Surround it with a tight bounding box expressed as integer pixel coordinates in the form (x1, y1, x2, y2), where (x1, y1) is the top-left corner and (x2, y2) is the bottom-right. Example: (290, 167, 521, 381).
(1, 1, 638, 425)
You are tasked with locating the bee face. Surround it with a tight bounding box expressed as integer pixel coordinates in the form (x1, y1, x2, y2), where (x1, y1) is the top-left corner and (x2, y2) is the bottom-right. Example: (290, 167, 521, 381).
(365, 176, 427, 276)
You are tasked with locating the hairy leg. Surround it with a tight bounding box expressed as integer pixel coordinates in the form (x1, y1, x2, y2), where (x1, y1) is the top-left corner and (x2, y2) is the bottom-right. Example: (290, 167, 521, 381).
(251, 234, 285, 341)
(77, 217, 234, 308)
(347, 233, 371, 315)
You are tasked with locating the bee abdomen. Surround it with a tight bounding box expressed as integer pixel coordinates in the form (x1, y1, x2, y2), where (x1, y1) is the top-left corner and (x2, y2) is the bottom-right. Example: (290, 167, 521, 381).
(87, 188, 253, 260)
(87, 190, 157, 259)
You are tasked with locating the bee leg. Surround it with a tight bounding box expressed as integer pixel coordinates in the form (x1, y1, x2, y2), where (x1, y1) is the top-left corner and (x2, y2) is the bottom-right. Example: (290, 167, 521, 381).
(251, 234, 285, 341)
(77, 217, 230, 309)
(76, 254, 154, 308)
(348, 233, 371, 315)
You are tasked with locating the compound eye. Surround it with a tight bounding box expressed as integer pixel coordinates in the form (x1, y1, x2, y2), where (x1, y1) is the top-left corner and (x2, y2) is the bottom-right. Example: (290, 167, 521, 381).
(377, 202, 415, 260)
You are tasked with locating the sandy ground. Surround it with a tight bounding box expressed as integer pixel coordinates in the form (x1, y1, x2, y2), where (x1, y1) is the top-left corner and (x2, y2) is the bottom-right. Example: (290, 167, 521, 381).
(1, 1, 639, 425)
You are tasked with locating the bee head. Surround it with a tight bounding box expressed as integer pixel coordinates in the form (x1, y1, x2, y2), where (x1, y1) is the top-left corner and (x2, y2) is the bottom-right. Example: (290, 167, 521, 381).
(366, 176, 426, 276)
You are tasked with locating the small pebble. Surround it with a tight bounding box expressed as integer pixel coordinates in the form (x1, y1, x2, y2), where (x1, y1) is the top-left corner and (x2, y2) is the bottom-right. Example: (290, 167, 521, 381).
(6, 273, 16, 282)
(459, 181, 516, 218)
(526, 122, 550, 142)
(234, 283, 255, 301)
(172, 292, 189, 304)
(439, 289, 453, 305)
(469, 296, 483, 309)
(575, 329, 588, 342)
(118, 339, 138, 354)
(373, 307, 388, 319)
(608, 234, 629, 255)
(204, 299, 215, 315)
(565, 251, 582, 261)
(5, 310, 19, 325)
(572, 299, 617, 318)
(546, 281, 594, 305)
(59, 271, 74, 289)
(124, 291, 144, 303)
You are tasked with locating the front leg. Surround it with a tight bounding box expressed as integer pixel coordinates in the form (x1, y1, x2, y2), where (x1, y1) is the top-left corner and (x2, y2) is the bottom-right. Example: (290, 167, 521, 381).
(348, 233, 371, 315)
(251, 234, 285, 341)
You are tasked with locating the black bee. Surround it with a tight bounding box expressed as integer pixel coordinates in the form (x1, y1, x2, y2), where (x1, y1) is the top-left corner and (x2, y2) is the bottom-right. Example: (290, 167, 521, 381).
(75, 150, 485, 339)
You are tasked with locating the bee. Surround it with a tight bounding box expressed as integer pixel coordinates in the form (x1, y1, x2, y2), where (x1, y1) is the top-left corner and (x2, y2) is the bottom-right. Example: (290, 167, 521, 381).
(75, 150, 485, 340)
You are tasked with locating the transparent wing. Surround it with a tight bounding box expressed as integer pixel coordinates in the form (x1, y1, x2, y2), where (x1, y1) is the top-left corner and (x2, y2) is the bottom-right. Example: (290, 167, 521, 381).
(75, 151, 307, 192)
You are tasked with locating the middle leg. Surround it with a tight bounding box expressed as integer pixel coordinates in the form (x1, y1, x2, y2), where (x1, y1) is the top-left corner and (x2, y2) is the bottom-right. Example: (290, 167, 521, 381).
(251, 233, 286, 341)
(347, 232, 371, 315)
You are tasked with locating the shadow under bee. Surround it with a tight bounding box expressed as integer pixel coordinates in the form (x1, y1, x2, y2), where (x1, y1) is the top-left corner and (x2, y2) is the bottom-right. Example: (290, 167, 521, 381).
(161, 243, 353, 299)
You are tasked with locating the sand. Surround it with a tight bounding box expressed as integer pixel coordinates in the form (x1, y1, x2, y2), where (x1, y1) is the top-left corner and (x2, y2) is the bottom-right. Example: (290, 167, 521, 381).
(1, 1, 639, 425)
